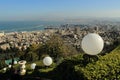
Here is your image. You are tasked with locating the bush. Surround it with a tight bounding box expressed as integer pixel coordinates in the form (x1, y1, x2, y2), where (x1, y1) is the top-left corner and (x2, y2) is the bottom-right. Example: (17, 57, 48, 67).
(20, 44, 39, 62)
(50, 54, 84, 80)
(24, 51, 38, 62)
(0, 60, 7, 69)
(48, 45, 120, 80)
(75, 45, 120, 80)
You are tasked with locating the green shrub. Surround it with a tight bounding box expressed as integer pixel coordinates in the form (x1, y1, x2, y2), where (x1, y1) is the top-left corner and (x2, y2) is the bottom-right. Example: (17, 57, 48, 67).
(75, 45, 120, 80)
(50, 54, 84, 80)
(0, 60, 7, 69)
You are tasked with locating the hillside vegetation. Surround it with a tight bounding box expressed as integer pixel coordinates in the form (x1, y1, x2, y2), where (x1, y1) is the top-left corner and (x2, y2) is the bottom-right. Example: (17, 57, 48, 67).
(0, 35, 120, 80)
(45, 45, 120, 80)
(75, 45, 120, 80)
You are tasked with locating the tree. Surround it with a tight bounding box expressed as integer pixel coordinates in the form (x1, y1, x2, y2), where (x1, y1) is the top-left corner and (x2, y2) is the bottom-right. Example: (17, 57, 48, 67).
(21, 44, 39, 62)
(0, 60, 7, 69)
(24, 51, 38, 62)
(38, 35, 78, 60)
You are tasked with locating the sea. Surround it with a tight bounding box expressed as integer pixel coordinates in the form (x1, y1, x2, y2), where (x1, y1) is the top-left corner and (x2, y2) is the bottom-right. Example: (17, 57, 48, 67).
(0, 21, 64, 33)
(1, 20, 116, 33)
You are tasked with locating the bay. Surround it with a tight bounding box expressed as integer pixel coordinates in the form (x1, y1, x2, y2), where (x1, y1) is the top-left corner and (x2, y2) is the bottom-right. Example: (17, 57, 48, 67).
(0, 21, 63, 32)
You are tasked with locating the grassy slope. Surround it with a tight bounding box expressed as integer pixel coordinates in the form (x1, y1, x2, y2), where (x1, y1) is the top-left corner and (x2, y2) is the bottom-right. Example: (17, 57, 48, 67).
(75, 45, 120, 79)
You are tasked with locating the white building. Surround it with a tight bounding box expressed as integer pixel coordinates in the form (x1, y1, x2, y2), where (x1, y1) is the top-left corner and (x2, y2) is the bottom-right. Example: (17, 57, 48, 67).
(0, 31, 5, 37)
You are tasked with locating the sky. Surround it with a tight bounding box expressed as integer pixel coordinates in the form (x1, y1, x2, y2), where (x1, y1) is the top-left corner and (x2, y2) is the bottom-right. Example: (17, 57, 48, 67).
(0, 0, 120, 21)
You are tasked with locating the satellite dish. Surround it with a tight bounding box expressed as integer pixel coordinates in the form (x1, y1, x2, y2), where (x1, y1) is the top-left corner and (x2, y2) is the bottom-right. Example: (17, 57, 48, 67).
(81, 33, 104, 55)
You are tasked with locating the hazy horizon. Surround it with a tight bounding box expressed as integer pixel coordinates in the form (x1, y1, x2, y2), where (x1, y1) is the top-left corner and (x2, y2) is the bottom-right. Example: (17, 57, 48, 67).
(0, 0, 120, 21)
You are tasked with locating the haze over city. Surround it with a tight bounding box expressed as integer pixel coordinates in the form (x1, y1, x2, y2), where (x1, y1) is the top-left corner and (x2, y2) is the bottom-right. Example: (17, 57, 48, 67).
(0, 0, 120, 21)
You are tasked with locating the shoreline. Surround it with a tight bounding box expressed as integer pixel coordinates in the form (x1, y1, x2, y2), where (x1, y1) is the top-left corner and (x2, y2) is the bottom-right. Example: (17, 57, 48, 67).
(1, 30, 47, 35)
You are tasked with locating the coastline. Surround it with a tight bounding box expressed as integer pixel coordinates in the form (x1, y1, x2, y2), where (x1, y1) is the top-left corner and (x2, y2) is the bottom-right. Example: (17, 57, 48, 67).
(4, 30, 44, 35)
